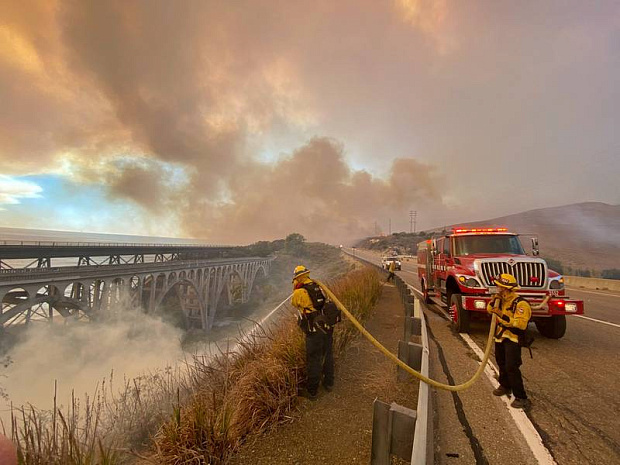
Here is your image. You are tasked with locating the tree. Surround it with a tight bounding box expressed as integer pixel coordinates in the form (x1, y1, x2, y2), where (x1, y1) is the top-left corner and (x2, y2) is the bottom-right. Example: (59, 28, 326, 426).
(601, 269, 620, 280)
(285, 233, 306, 255)
(543, 257, 564, 275)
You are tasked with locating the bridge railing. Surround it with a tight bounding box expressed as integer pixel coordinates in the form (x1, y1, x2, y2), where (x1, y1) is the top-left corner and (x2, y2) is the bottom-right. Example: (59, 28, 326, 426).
(0, 240, 224, 247)
(0, 257, 273, 282)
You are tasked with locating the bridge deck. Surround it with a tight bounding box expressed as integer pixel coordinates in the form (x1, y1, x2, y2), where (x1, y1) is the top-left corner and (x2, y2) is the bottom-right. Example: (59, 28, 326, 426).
(0, 243, 237, 260)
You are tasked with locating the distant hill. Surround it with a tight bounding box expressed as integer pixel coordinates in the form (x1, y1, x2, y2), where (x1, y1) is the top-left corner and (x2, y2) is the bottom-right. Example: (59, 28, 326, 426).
(355, 202, 620, 274)
(456, 202, 620, 273)
(354, 231, 432, 256)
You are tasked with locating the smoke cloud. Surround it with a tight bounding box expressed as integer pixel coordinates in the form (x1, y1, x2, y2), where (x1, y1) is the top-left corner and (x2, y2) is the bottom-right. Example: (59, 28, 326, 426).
(185, 137, 441, 243)
(1, 1, 619, 240)
(0, 311, 184, 426)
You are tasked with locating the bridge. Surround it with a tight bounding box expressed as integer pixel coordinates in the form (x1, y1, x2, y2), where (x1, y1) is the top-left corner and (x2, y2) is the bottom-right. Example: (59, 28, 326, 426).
(0, 242, 273, 330)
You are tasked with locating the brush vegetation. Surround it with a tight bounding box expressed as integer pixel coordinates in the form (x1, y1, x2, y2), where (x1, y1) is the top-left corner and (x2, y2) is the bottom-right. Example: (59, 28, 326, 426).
(9, 265, 382, 464)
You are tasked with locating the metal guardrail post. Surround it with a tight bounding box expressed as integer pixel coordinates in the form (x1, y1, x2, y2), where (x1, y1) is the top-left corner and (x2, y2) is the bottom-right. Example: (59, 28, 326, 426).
(404, 316, 421, 341)
(397, 340, 423, 381)
(371, 400, 417, 464)
(404, 294, 414, 317)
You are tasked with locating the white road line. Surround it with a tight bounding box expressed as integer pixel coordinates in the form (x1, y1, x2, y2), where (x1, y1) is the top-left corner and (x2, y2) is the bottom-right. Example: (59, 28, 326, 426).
(573, 315, 620, 328)
(460, 333, 557, 465)
(567, 287, 620, 298)
(406, 283, 422, 294)
(400, 272, 555, 462)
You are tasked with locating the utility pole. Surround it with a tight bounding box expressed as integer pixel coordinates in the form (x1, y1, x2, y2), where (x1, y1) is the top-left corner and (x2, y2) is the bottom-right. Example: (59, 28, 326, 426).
(389, 218, 392, 235)
(374, 221, 378, 236)
(409, 210, 417, 233)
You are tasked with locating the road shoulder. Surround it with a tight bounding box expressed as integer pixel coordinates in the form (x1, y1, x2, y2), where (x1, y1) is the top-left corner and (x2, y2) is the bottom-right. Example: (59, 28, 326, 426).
(229, 282, 419, 465)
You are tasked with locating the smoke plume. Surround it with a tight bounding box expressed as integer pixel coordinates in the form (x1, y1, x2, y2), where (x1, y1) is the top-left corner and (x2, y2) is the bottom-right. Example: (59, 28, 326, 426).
(1, 1, 619, 240)
(0, 311, 184, 426)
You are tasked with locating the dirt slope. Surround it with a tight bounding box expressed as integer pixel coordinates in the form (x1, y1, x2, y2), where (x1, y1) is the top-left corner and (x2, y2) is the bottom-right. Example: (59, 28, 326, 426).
(228, 282, 419, 465)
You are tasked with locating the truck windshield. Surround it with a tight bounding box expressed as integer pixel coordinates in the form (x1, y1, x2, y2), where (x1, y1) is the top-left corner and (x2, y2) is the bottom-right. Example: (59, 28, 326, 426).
(454, 235, 525, 256)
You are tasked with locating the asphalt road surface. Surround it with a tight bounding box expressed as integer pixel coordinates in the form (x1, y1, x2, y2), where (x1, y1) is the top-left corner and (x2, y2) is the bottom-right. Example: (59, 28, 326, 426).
(348, 248, 620, 464)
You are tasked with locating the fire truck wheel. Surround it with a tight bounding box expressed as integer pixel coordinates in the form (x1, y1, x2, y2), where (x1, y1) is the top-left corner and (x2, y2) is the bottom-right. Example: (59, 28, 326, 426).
(449, 293, 470, 333)
(421, 280, 432, 304)
(535, 315, 566, 339)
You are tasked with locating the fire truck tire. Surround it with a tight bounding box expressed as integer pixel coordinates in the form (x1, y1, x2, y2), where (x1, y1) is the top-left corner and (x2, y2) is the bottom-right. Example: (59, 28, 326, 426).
(535, 315, 566, 339)
(421, 280, 432, 304)
(450, 293, 470, 333)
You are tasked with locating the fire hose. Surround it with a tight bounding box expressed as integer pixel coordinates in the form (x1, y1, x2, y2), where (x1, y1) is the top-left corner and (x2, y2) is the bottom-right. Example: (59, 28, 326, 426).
(316, 281, 548, 392)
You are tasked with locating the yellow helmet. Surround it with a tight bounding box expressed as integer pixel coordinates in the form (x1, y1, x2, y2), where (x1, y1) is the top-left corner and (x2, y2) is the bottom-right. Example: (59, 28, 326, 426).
(494, 273, 519, 289)
(292, 265, 310, 281)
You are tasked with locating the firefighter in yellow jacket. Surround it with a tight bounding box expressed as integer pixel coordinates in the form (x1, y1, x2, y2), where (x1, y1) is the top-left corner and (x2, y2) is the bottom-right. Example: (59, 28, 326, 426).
(291, 265, 334, 401)
(386, 259, 396, 283)
(487, 273, 532, 409)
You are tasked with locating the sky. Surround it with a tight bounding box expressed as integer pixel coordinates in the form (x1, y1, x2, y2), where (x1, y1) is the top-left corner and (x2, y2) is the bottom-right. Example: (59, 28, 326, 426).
(0, 0, 619, 244)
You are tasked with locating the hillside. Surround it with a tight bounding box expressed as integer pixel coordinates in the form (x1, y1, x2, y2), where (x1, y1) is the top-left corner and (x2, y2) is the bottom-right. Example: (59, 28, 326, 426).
(356, 202, 620, 274)
(458, 202, 620, 273)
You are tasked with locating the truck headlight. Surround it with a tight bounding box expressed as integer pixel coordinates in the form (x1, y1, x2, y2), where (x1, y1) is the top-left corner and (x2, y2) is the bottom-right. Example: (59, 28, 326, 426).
(466, 278, 480, 287)
(458, 276, 481, 288)
(549, 278, 564, 290)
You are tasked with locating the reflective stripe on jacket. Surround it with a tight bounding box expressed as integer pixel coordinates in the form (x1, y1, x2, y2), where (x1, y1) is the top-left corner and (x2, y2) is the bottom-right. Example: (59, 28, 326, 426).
(487, 292, 531, 344)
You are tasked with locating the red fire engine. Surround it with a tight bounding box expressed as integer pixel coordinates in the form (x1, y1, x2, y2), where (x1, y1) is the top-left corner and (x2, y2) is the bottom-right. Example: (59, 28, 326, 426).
(417, 227, 584, 339)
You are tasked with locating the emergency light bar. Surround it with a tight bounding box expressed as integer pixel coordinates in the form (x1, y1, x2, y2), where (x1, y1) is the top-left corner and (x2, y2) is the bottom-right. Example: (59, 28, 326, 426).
(452, 227, 508, 234)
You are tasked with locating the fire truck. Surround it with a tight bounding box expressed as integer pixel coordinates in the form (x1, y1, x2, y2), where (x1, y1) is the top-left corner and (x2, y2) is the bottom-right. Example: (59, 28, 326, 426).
(417, 227, 584, 339)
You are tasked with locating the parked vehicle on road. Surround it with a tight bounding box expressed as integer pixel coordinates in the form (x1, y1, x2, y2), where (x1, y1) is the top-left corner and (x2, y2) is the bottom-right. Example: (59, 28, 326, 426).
(381, 256, 401, 271)
(417, 227, 584, 338)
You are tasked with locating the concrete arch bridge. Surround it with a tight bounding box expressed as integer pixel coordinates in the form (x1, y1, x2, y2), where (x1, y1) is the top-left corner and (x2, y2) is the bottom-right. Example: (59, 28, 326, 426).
(0, 256, 273, 331)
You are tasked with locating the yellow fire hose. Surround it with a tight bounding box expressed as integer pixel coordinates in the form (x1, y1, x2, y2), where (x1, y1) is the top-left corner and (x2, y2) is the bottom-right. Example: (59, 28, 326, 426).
(316, 280, 498, 392)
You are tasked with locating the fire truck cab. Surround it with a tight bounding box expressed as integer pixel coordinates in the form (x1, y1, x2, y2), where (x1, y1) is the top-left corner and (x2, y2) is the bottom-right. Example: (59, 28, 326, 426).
(417, 228, 584, 339)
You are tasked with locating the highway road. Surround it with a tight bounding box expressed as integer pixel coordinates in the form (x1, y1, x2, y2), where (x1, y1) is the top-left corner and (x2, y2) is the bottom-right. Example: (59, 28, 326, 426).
(348, 248, 620, 464)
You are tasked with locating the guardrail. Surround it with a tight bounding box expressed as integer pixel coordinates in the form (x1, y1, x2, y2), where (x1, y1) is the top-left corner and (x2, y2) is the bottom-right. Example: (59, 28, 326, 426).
(0, 240, 225, 247)
(410, 285, 432, 464)
(564, 275, 620, 292)
(343, 249, 432, 464)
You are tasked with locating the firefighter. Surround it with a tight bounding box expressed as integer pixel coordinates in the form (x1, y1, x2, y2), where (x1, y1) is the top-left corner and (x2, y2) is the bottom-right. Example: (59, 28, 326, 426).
(487, 273, 532, 409)
(386, 259, 396, 283)
(291, 265, 334, 401)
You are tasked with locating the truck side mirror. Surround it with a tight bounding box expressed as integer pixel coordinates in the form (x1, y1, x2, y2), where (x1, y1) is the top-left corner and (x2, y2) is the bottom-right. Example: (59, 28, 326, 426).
(531, 237, 539, 256)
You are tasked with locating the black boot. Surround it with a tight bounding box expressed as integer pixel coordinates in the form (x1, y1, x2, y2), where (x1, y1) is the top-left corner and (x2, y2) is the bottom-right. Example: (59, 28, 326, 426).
(511, 398, 530, 409)
(493, 385, 512, 397)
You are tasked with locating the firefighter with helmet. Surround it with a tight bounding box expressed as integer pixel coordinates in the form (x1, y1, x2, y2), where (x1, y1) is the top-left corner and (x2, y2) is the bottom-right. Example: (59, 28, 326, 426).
(386, 259, 396, 283)
(487, 273, 532, 409)
(291, 265, 334, 401)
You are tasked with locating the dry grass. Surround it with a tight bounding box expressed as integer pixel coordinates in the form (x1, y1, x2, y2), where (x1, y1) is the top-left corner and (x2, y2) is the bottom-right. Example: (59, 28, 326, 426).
(9, 266, 381, 464)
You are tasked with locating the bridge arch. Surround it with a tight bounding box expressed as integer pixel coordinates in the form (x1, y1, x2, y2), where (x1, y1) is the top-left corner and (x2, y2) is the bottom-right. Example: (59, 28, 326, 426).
(0, 284, 91, 326)
(1, 287, 30, 326)
(224, 270, 245, 306)
(248, 264, 268, 298)
(0, 255, 273, 331)
(154, 279, 205, 329)
(128, 275, 141, 308)
(64, 282, 87, 303)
